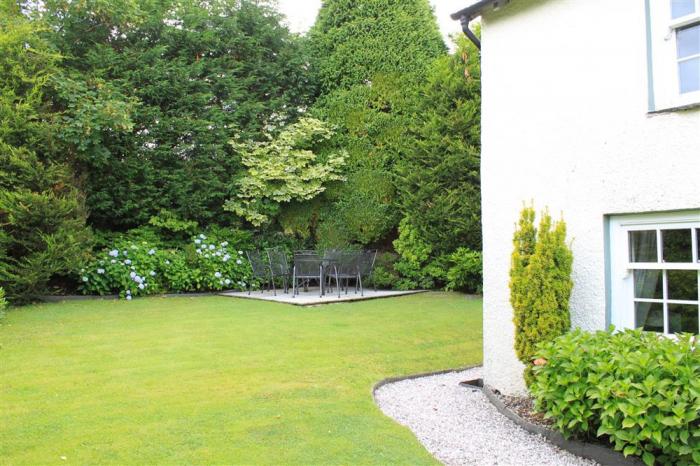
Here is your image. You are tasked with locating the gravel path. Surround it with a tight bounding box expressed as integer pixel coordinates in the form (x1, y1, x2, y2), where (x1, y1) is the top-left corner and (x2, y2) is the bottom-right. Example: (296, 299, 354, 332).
(374, 367, 597, 466)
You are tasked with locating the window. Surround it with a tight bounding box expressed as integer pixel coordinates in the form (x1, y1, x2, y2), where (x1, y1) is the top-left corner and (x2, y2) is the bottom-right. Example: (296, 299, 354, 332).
(647, 0, 700, 110)
(609, 211, 700, 335)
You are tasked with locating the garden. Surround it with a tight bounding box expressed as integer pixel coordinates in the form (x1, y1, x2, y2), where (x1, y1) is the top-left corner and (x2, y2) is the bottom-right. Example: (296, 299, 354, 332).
(2, 0, 699, 465)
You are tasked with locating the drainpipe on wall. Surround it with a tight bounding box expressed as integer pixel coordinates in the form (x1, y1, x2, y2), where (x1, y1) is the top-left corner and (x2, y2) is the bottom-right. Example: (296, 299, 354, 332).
(459, 15, 481, 51)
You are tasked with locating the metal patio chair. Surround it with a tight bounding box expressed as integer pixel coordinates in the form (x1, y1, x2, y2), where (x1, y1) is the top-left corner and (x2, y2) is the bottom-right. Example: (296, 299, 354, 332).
(292, 251, 324, 298)
(358, 250, 378, 295)
(266, 247, 290, 294)
(327, 251, 362, 298)
(245, 250, 274, 295)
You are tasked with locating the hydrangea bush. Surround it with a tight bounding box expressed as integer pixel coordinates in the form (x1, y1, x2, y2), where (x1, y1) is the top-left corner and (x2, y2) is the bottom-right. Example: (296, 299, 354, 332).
(79, 234, 251, 299)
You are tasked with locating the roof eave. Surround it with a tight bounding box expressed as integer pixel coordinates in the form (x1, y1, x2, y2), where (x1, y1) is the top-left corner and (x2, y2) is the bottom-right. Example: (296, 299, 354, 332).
(450, 0, 511, 21)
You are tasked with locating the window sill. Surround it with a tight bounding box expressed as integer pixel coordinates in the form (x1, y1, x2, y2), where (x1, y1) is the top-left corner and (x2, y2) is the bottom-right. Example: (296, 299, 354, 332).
(648, 100, 700, 115)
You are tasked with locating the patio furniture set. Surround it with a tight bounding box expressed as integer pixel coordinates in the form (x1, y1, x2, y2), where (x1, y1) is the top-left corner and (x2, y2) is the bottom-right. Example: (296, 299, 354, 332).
(245, 249, 378, 298)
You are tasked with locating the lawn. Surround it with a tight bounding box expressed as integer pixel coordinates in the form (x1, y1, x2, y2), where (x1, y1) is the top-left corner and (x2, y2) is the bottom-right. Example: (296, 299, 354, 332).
(0, 292, 482, 465)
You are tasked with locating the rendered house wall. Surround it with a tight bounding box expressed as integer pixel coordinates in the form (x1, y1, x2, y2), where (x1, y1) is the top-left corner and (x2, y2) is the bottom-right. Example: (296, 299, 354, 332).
(479, 0, 700, 395)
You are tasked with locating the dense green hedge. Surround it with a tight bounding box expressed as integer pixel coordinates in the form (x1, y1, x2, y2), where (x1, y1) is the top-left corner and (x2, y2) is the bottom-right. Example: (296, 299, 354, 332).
(531, 328, 700, 466)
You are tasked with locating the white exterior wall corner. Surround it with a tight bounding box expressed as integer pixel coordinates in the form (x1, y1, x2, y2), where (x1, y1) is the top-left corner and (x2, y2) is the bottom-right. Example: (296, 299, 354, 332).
(479, 0, 700, 396)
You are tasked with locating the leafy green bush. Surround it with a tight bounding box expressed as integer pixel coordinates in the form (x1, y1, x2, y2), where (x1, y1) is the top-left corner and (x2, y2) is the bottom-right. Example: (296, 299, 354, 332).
(445, 248, 482, 293)
(80, 233, 252, 299)
(510, 206, 573, 376)
(367, 252, 399, 290)
(531, 328, 700, 466)
(393, 218, 435, 290)
(0, 287, 7, 317)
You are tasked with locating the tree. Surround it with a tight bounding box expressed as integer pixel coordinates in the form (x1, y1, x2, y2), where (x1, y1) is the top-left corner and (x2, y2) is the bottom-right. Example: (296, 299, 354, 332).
(35, 0, 314, 229)
(0, 3, 91, 302)
(224, 118, 347, 226)
(398, 35, 481, 256)
(305, 0, 446, 246)
(510, 206, 573, 381)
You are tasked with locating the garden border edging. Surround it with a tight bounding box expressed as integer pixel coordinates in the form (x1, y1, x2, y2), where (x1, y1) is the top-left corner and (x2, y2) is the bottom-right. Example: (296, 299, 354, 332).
(373, 367, 644, 466)
(476, 380, 645, 466)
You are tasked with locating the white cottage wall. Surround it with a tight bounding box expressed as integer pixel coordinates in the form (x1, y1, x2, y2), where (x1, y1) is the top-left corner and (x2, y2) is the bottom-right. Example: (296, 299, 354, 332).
(479, 0, 700, 395)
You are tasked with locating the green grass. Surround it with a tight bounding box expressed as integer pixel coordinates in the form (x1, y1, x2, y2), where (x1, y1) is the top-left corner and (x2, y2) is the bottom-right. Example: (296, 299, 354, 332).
(0, 292, 482, 465)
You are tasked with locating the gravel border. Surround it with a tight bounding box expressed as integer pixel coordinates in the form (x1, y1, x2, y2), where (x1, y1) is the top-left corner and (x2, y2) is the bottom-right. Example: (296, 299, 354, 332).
(374, 367, 598, 466)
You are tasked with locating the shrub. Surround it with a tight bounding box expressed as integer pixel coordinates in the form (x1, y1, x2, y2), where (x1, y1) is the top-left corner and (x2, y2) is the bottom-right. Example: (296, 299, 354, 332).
(0, 147, 92, 303)
(393, 218, 435, 290)
(369, 252, 400, 290)
(531, 328, 700, 466)
(445, 248, 482, 293)
(510, 206, 573, 376)
(0, 287, 7, 317)
(80, 232, 252, 299)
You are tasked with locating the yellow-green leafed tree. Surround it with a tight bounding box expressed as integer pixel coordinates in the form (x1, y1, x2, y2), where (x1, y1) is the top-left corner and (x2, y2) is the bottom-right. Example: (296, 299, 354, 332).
(224, 118, 347, 227)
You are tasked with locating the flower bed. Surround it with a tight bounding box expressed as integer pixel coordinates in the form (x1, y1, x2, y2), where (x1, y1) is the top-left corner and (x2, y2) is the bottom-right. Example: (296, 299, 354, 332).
(79, 234, 252, 299)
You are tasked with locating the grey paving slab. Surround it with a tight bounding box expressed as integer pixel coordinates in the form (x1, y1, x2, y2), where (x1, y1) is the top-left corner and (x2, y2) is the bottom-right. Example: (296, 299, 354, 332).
(219, 287, 426, 306)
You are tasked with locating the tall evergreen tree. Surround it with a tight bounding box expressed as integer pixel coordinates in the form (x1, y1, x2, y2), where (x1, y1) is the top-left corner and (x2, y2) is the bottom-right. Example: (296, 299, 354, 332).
(398, 35, 481, 255)
(0, 1, 91, 302)
(35, 0, 314, 229)
(302, 0, 446, 247)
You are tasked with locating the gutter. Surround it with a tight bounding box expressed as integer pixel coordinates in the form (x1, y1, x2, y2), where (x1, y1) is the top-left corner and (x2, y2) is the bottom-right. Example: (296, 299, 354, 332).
(450, 0, 510, 50)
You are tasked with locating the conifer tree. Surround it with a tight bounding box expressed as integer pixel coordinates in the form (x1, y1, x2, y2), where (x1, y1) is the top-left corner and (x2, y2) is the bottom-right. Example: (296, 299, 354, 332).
(510, 206, 573, 374)
(305, 0, 446, 246)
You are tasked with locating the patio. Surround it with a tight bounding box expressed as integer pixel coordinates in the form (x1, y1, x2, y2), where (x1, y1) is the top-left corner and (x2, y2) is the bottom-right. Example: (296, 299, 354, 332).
(220, 287, 426, 306)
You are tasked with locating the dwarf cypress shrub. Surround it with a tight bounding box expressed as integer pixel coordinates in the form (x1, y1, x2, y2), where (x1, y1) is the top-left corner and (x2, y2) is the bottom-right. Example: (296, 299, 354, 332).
(510, 206, 573, 379)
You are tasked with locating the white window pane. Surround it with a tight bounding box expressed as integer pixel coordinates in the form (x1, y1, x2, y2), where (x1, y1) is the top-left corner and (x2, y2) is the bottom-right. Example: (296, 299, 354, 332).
(677, 25, 700, 59)
(679, 57, 700, 93)
(672, 0, 696, 18)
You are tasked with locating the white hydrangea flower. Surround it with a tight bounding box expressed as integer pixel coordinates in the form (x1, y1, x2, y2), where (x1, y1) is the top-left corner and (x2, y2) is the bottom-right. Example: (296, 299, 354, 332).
(111, 259, 116, 264)
(236, 259, 242, 265)
(199, 234, 206, 239)
(224, 279, 231, 285)
(238, 250, 243, 255)
(194, 239, 202, 244)
(165, 260, 170, 265)
(138, 283, 145, 290)
(134, 276, 143, 284)
(82, 276, 89, 282)
(109, 249, 119, 257)
(222, 241, 228, 247)
(149, 271, 156, 277)
(126, 295, 132, 301)
(148, 249, 156, 255)
(209, 244, 215, 250)
(196, 249, 202, 254)
(130, 271, 137, 279)
(223, 255, 230, 262)
(126, 290, 131, 295)
(214, 272, 222, 278)
(204, 254, 210, 258)
(125, 259, 132, 265)
(97, 268, 105, 274)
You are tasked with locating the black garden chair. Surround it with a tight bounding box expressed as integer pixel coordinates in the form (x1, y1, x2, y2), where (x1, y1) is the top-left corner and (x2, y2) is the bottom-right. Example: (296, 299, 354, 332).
(292, 251, 324, 298)
(245, 250, 274, 295)
(266, 247, 290, 294)
(327, 251, 362, 298)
